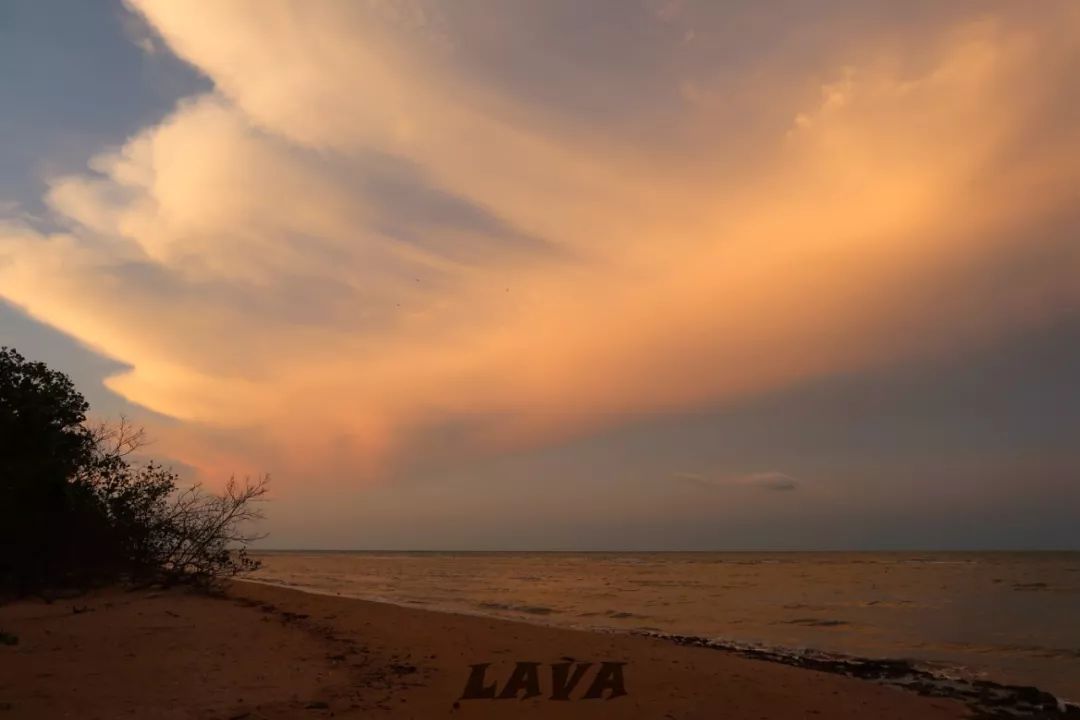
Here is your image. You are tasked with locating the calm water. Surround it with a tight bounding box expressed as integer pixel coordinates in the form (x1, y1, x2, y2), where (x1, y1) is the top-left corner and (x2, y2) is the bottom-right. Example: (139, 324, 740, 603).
(250, 551, 1080, 700)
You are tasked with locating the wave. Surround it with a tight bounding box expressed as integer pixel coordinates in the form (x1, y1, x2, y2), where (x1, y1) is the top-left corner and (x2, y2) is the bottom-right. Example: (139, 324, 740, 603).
(240, 577, 1079, 717)
(637, 630, 1080, 719)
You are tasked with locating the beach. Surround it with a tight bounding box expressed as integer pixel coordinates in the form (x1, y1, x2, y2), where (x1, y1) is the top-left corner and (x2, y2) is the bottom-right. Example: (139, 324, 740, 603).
(0, 581, 975, 720)
(249, 551, 1080, 701)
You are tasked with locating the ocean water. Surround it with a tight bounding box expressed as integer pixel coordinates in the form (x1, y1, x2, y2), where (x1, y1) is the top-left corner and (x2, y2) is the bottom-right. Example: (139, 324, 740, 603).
(249, 551, 1080, 701)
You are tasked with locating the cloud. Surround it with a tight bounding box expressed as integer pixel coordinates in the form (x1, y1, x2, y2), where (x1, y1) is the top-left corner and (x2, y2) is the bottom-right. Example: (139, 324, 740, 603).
(116, 3, 161, 56)
(673, 471, 800, 491)
(738, 472, 799, 492)
(1, 2, 1079, 483)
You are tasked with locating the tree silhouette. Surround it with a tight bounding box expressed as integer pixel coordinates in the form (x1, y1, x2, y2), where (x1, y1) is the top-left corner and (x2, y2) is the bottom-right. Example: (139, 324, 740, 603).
(1, 347, 95, 590)
(1, 346, 266, 594)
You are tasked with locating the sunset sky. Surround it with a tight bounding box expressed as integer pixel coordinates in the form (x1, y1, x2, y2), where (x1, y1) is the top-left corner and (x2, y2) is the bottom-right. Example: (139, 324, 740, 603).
(2, 1, 1078, 549)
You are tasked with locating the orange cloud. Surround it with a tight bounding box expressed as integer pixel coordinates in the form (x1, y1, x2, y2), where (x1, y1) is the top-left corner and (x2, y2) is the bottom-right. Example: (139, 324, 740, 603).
(1, 2, 1078, 482)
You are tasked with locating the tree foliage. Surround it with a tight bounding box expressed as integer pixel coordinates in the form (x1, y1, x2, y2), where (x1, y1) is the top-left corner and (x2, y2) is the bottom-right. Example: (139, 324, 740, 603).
(1, 346, 267, 594)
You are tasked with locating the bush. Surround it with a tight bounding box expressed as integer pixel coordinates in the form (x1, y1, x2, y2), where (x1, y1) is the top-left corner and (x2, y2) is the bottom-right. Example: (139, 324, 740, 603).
(1, 346, 94, 590)
(0, 346, 268, 594)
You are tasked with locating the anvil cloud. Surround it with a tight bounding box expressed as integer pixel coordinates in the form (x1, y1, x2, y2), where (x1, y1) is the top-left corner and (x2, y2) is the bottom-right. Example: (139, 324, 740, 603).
(2, 1, 1078, 487)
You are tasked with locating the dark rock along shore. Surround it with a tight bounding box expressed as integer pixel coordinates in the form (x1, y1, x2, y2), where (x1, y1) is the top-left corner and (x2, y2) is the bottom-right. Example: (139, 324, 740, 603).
(640, 632, 1080, 720)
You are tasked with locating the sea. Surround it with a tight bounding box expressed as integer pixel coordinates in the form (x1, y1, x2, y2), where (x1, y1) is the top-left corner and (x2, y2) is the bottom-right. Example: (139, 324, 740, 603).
(249, 551, 1080, 702)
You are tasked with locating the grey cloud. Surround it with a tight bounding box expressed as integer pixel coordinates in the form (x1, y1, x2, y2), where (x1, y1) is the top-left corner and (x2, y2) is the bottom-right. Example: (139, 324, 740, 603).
(354, 152, 558, 262)
(673, 470, 800, 491)
(738, 472, 799, 491)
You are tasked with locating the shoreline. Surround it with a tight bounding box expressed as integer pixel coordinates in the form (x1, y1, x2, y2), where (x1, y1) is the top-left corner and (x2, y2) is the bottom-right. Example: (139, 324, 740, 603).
(0, 580, 1073, 719)
(243, 576, 1080, 717)
(642, 631, 1080, 718)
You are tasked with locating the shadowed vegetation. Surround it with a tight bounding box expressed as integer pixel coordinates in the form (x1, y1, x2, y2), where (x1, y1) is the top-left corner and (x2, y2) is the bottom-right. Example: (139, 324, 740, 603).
(1, 346, 266, 595)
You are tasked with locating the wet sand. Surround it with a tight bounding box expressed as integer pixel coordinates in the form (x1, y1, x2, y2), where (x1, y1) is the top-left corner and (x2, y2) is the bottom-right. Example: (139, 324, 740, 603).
(250, 550, 1080, 700)
(0, 581, 974, 719)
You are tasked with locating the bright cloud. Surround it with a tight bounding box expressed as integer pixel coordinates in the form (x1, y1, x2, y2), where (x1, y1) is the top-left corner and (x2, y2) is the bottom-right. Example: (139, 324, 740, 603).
(1, 1, 1078, 483)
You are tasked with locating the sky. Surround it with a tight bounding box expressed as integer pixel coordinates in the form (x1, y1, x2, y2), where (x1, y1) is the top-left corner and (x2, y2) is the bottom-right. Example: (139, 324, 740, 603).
(1, 0, 1078, 550)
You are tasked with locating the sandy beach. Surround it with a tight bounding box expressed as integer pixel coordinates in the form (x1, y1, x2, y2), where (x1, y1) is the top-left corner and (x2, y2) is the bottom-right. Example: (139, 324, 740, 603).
(0, 581, 976, 720)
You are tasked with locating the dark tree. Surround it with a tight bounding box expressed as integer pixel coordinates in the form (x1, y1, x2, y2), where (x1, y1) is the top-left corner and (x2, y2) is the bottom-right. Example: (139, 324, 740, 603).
(1, 347, 95, 590)
(1, 346, 267, 594)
